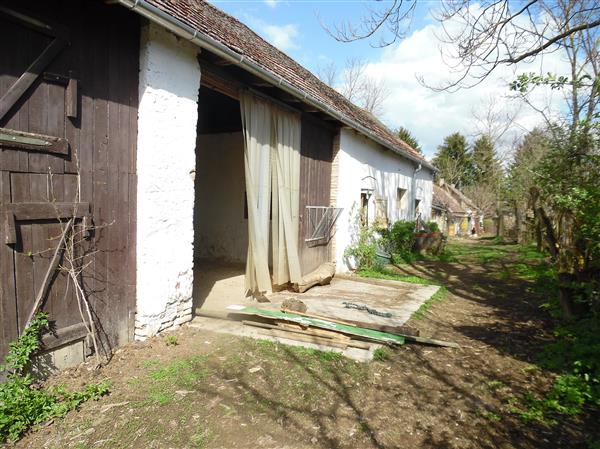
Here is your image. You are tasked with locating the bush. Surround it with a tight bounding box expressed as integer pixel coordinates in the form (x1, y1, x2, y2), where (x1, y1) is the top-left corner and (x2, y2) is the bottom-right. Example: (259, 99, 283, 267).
(423, 221, 440, 233)
(381, 220, 415, 254)
(0, 313, 109, 443)
(344, 226, 380, 271)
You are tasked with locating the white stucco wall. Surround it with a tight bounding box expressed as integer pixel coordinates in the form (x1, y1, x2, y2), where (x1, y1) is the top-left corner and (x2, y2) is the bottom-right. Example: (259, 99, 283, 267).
(135, 23, 201, 339)
(194, 132, 247, 263)
(333, 129, 434, 273)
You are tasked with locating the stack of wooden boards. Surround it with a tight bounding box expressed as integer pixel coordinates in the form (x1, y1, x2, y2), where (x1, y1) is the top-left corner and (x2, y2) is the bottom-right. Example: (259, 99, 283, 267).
(243, 320, 371, 350)
(226, 305, 459, 350)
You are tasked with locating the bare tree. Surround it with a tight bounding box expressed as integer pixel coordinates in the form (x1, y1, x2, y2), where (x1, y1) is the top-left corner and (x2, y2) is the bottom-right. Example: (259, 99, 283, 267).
(340, 57, 368, 103)
(359, 76, 389, 116)
(316, 61, 337, 86)
(471, 95, 524, 163)
(463, 183, 498, 216)
(326, 0, 600, 90)
(319, 57, 389, 116)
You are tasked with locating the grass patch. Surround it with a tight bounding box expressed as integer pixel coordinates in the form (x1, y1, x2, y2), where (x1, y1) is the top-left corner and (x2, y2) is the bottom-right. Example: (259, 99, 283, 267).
(141, 355, 209, 406)
(373, 347, 392, 362)
(164, 334, 179, 346)
(487, 380, 505, 391)
(357, 268, 438, 285)
(411, 286, 449, 320)
(478, 410, 502, 421)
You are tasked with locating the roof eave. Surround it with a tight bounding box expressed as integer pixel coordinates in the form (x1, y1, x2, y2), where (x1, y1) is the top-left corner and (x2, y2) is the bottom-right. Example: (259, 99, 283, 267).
(117, 0, 435, 171)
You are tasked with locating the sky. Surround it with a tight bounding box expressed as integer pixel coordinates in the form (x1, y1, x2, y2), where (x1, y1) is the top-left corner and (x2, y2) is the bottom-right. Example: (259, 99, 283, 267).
(209, 0, 567, 159)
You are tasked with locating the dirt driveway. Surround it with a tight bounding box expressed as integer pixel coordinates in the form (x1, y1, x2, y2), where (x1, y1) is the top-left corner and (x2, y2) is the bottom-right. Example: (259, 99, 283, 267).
(9, 239, 598, 449)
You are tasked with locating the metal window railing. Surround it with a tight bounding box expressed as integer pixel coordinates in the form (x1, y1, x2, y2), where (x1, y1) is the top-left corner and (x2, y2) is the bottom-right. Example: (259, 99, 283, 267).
(304, 206, 343, 245)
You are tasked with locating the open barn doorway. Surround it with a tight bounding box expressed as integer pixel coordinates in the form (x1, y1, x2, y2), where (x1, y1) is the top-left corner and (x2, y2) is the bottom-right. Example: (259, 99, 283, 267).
(193, 87, 249, 316)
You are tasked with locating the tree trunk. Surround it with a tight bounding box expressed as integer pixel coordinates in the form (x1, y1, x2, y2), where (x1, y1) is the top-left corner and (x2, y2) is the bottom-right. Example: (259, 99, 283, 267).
(514, 202, 522, 243)
(537, 205, 558, 259)
(535, 219, 543, 252)
(558, 272, 589, 320)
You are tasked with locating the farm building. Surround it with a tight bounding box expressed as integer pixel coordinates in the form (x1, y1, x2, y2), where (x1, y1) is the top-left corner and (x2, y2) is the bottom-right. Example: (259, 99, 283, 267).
(0, 0, 434, 368)
(431, 180, 481, 237)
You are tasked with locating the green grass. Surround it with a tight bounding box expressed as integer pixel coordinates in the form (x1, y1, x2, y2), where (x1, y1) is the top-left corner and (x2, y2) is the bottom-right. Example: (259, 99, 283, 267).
(164, 335, 179, 346)
(141, 356, 210, 406)
(412, 286, 449, 320)
(479, 410, 502, 422)
(357, 268, 439, 285)
(373, 347, 392, 362)
(443, 240, 514, 263)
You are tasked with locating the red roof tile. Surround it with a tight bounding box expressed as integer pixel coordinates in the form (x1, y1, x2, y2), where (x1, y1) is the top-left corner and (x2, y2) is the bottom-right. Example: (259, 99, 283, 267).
(143, 0, 426, 163)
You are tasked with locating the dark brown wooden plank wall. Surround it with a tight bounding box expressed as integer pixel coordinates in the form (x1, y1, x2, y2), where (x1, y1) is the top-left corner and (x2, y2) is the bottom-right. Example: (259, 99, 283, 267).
(0, 0, 139, 358)
(298, 114, 336, 275)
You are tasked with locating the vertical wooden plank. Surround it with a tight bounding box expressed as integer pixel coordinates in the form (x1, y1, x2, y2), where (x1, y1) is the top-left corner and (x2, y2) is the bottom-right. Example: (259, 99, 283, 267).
(11, 173, 34, 335)
(25, 174, 51, 330)
(0, 171, 18, 357)
(104, 23, 122, 346)
(66, 78, 78, 119)
(47, 82, 66, 174)
(0, 18, 22, 171)
(27, 81, 50, 173)
(64, 17, 83, 175)
(90, 16, 111, 346)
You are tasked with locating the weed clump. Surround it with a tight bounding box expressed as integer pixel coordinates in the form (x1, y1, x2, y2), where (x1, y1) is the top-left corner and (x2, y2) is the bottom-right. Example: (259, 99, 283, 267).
(373, 347, 391, 362)
(0, 313, 109, 443)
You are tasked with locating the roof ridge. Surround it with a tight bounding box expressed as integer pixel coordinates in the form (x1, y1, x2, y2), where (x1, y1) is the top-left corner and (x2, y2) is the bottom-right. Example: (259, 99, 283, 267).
(141, 0, 427, 163)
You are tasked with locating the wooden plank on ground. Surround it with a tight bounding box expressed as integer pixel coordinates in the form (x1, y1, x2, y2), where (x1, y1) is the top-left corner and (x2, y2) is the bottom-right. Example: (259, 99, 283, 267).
(244, 319, 372, 349)
(230, 306, 405, 345)
(255, 328, 349, 350)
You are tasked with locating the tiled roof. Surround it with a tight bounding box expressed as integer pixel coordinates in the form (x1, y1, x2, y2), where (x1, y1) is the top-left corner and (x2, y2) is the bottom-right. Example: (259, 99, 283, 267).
(142, 0, 426, 163)
(433, 184, 468, 215)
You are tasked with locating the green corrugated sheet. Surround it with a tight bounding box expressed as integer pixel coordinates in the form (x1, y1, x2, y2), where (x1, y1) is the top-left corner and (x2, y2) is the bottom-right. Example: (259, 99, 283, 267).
(229, 306, 405, 345)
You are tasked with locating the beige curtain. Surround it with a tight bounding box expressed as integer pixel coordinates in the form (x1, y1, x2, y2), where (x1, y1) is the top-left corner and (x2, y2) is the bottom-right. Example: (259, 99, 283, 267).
(240, 92, 272, 293)
(240, 92, 302, 294)
(271, 108, 302, 285)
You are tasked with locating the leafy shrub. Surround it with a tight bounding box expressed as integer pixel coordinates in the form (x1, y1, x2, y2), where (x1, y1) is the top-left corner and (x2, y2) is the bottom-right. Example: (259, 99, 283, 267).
(422, 221, 440, 233)
(510, 315, 600, 425)
(381, 221, 415, 253)
(0, 313, 109, 443)
(391, 250, 418, 265)
(344, 226, 380, 270)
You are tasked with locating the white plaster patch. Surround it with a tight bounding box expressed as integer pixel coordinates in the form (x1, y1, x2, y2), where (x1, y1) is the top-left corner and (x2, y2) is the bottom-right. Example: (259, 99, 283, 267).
(135, 23, 201, 339)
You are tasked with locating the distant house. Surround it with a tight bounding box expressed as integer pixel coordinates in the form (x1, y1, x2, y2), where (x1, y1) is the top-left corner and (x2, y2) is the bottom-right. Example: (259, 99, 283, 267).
(432, 181, 481, 236)
(0, 0, 434, 367)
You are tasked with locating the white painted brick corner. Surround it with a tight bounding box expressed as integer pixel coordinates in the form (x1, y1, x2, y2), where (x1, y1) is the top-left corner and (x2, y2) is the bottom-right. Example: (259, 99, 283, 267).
(135, 22, 201, 339)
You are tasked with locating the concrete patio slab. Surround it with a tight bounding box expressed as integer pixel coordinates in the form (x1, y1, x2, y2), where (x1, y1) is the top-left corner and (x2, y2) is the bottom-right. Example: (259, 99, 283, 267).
(264, 276, 440, 327)
(190, 272, 439, 361)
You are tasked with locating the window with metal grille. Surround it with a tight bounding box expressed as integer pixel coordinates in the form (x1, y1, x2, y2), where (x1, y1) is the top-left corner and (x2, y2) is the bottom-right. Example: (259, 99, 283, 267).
(304, 206, 343, 245)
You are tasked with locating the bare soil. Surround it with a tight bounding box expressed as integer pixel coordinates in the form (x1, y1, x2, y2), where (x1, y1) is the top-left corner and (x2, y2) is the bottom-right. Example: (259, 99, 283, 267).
(6, 239, 598, 449)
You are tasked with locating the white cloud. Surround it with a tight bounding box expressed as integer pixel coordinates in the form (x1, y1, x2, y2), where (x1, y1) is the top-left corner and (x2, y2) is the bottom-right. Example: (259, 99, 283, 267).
(262, 23, 300, 52)
(363, 18, 569, 159)
(243, 14, 300, 52)
(264, 0, 279, 8)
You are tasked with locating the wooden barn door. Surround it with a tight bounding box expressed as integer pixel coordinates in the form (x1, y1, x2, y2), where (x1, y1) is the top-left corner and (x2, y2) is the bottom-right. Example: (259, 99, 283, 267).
(0, 2, 139, 360)
(298, 114, 336, 275)
(0, 6, 86, 359)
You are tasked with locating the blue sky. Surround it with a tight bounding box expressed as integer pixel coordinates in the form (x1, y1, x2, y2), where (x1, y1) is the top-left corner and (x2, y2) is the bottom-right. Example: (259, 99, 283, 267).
(209, 0, 424, 72)
(209, 0, 565, 159)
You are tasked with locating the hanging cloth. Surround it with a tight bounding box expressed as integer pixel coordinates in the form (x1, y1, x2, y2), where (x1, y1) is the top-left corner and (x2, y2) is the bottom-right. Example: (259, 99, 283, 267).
(271, 107, 302, 285)
(240, 91, 303, 294)
(240, 92, 273, 294)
